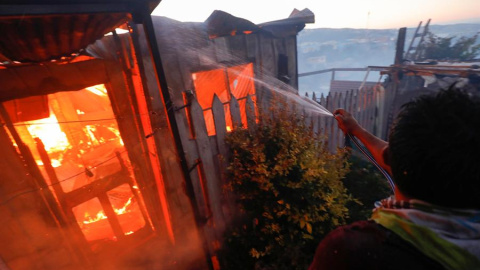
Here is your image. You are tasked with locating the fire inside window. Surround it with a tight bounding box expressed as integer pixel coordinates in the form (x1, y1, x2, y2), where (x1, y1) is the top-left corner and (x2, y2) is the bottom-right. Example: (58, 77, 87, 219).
(192, 63, 257, 136)
(5, 84, 150, 245)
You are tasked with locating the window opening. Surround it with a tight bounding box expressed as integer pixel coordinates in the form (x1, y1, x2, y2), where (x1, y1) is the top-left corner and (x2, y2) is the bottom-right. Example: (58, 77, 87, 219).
(8, 84, 151, 245)
(192, 63, 257, 136)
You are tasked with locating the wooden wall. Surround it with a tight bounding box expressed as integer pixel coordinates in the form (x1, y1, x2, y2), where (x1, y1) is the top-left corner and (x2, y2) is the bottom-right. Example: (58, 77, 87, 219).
(143, 17, 303, 258)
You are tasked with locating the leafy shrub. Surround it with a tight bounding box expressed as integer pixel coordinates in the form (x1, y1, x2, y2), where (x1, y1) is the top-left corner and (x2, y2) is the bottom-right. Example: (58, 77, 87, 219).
(220, 106, 351, 270)
(342, 154, 392, 223)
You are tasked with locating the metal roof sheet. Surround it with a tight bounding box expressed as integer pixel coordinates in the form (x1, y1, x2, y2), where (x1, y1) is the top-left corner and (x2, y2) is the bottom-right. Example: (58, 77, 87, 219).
(0, 0, 160, 63)
(0, 13, 128, 62)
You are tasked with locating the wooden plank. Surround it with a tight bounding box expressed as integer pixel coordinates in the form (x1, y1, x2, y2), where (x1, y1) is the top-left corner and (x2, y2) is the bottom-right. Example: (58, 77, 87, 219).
(304, 109, 312, 130)
(130, 26, 198, 241)
(344, 90, 351, 114)
(362, 88, 369, 131)
(245, 33, 259, 59)
(337, 92, 345, 148)
(0, 59, 108, 102)
(319, 94, 327, 138)
(312, 112, 319, 136)
(212, 95, 237, 224)
(371, 87, 378, 134)
(285, 37, 298, 88)
(212, 95, 229, 167)
(119, 32, 168, 230)
(366, 89, 373, 133)
(98, 193, 125, 240)
(190, 98, 226, 234)
(375, 86, 386, 138)
(334, 91, 341, 149)
(213, 37, 232, 63)
(367, 88, 374, 133)
(246, 95, 256, 134)
(352, 89, 359, 121)
(229, 96, 242, 130)
(332, 92, 340, 151)
(357, 88, 365, 128)
(176, 116, 209, 218)
(64, 171, 130, 207)
(259, 35, 275, 78)
(228, 35, 247, 59)
(367, 88, 375, 133)
(325, 94, 333, 152)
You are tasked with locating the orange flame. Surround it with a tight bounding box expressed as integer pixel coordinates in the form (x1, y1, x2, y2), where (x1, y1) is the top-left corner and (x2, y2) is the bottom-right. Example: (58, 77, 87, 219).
(27, 113, 70, 153)
(83, 197, 134, 225)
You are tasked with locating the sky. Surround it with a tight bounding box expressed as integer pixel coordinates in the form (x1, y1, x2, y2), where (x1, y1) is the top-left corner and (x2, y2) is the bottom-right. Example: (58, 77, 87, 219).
(153, 0, 480, 29)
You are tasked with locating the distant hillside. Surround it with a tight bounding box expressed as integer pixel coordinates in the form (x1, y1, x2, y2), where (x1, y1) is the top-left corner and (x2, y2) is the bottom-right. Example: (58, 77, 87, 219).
(298, 23, 480, 96)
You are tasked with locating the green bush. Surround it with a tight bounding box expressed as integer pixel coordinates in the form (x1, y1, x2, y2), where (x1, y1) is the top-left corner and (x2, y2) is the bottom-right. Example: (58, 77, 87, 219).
(220, 106, 352, 270)
(342, 154, 392, 223)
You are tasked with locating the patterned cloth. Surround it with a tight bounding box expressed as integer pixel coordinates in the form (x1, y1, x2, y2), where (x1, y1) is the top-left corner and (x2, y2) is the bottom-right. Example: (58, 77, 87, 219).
(372, 197, 480, 270)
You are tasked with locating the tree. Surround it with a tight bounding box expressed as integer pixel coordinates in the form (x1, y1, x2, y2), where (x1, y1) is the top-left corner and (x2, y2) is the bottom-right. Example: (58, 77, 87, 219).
(422, 32, 480, 61)
(220, 104, 351, 270)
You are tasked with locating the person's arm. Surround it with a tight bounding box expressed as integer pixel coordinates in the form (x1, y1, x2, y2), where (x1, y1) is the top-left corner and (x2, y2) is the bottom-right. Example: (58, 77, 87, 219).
(333, 109, 391, 174)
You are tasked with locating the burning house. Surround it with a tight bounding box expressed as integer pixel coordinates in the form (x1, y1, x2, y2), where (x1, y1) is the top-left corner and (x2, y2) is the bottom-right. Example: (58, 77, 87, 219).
(0, 1, 208, 269)
(0, 1, 314, 269)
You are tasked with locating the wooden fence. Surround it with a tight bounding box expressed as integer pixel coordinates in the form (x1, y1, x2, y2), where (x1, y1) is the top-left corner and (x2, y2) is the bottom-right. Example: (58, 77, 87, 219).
(172, 85, 387, 256)
(307, 86, 387, 152)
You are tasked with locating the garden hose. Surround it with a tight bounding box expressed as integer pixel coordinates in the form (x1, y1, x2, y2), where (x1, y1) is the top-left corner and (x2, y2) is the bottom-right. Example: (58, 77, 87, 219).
(346, 133, 396, 194)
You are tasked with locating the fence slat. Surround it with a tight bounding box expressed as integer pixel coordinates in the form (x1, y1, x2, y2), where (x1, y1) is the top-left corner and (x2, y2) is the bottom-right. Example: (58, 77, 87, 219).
(358, 88, 366, 128)
(212, 94, 238, 223)
(230, 96, 242, 130)
(190, 98, 226, 234)
(312, 113, 319, 136)
(337, 92, 345, 148)
(319, 94, 327, 139)
(246, 95, 256, 134)
(327, 93, 335, 153)
(367, 88, 375, 133)
(173, 111, 209, 217)
(212, 94, 229, 168)
(375, 86, 386, 137)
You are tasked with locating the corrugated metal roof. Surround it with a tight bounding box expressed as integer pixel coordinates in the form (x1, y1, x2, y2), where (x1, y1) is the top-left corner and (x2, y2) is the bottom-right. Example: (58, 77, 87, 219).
(0, 0, 160, 14)
(0, 0, 160, 63)
(0, 13, 128, 63)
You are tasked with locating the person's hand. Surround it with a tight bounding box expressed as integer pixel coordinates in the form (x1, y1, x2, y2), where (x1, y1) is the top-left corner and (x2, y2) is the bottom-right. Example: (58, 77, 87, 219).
(333, 109, 361, 135)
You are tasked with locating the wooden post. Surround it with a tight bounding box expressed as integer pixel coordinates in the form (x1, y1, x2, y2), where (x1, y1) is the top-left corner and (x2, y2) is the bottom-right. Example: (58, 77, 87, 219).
(394, 28, 407, 65)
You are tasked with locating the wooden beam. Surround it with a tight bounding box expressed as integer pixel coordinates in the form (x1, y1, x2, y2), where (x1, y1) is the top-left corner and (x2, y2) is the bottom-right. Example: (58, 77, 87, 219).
(0, 59, 108, 102)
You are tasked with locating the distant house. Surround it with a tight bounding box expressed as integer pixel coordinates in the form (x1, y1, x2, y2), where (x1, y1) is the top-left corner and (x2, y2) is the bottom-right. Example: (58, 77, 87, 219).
(329, 80, 378, 95)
